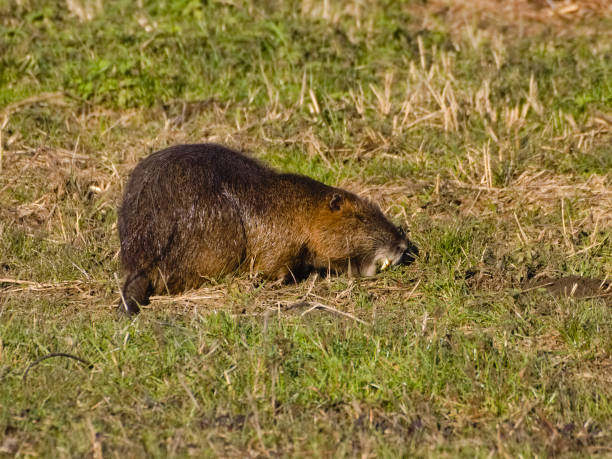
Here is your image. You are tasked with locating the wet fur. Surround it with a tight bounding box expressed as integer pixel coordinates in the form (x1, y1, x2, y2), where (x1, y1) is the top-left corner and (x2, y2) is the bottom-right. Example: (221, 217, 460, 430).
(118, 144, 417, 314)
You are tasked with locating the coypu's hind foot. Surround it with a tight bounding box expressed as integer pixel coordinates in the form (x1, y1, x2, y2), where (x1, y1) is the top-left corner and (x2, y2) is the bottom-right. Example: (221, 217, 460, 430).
(118, 272, 152, 316)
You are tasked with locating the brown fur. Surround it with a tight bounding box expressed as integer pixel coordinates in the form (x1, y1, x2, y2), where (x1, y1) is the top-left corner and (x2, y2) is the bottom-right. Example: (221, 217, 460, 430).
(118, 144, 417, 314)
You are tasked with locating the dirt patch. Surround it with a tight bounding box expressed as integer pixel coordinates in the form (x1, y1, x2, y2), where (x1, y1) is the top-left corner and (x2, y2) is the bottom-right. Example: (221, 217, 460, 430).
(522, 275, 611, 302)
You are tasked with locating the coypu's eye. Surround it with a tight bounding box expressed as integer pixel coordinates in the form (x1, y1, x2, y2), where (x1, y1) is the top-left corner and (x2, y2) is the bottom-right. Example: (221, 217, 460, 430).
(329, 193, 344, 212)
(397, 225, 410, 236)
(355, 214, 366, 223)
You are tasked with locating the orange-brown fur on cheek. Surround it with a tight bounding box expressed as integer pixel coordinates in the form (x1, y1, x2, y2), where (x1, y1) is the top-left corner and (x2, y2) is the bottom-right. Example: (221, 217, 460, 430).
(308, 195, 399, 274)
(310, 208, 368, 262)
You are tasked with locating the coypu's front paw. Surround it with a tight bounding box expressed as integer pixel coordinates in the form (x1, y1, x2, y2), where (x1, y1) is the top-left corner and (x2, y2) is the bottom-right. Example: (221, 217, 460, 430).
(116, 298, 140, 317)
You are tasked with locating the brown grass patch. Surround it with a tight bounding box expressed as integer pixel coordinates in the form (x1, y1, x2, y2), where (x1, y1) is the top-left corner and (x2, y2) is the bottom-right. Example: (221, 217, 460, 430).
(424, 0, 612, 36)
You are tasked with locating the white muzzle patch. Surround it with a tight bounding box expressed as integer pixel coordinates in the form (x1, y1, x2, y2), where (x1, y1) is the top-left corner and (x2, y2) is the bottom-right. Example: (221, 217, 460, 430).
(378, 257, 392, 271)
(360, 247, 403, 276)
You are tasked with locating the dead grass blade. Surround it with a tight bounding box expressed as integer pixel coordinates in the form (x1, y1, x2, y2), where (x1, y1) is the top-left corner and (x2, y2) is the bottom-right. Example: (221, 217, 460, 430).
(263, 300, 370, 327)
(0, 278, 101, 295)
(22, 352, 93, 384)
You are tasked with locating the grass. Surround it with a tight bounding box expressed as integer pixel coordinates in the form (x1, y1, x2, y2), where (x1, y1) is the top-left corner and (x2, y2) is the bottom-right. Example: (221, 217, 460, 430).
(1, 0, 611, 456)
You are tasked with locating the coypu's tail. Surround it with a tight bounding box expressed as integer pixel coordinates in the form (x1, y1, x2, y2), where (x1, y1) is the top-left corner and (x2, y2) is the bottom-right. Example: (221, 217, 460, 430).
(118, 271, 153, 316)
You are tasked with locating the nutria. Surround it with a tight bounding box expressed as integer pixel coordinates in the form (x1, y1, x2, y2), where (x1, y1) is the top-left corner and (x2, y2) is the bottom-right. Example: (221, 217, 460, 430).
(118, 144, 418, 315)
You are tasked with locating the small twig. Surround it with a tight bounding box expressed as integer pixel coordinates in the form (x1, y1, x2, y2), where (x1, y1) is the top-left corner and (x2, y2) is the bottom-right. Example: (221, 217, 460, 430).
(263, 300, 370, 327)
(283, 301, 311, 312)
(301, 302, 370, 325)
(513, 212, 529, 245)
(600, 274, 610, 292)
(0, 278, 39, 286)
(406, 278, 421, 300)
(114, 272, 129, 314)
(178, 375, 200, 410)
(23, 353, 93, 384)
(301, 304, 321, 316)
(518, 282, 555, 294)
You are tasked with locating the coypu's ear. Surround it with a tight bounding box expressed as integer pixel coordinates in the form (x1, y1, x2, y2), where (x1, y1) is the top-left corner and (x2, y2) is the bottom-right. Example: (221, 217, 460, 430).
(329, 193, 344, 212)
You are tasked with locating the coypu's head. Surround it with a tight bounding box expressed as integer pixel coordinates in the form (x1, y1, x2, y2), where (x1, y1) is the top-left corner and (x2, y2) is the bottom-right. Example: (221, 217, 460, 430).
(309, 191, 418, 276)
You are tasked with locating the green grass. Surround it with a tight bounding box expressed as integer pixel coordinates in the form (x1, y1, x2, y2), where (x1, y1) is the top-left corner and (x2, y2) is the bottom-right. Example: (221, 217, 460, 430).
(1, 0, 611, 456)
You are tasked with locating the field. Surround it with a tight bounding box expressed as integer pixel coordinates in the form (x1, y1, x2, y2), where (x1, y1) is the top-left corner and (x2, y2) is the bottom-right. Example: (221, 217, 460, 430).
(1, 0, 611, 456)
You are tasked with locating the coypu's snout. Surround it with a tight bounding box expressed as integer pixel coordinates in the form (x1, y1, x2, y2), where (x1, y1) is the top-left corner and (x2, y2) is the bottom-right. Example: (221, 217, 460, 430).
(399, 241, 419, 265)
(396, 225, 418, 267)
(369, 228, 418, 275)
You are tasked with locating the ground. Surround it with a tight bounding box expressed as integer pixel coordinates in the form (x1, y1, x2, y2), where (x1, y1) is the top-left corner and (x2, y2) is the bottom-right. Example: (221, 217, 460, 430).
(0, 0, 611, 457)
